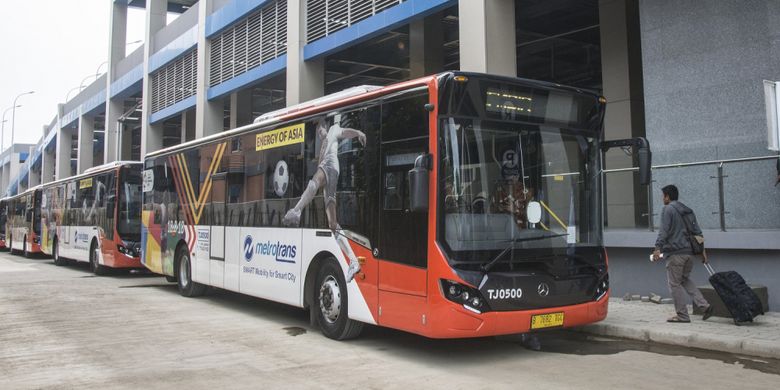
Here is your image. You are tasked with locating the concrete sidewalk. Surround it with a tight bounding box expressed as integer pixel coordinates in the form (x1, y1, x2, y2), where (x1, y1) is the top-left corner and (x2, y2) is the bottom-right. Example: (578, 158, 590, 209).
(577, 299, 780, 360)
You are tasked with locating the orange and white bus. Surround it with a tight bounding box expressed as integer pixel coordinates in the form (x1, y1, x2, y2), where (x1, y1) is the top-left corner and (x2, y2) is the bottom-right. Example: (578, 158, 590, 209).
(5, 186, 43, 257)
(0, 198, 8, 250)
(141, 72, 650, 339)
(41, 161, 144, 275)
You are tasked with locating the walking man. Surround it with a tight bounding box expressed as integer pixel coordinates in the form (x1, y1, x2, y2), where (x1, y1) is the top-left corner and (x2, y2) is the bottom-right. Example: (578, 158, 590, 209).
(283, 115, 366, 282)
(652, 185, 713, 323)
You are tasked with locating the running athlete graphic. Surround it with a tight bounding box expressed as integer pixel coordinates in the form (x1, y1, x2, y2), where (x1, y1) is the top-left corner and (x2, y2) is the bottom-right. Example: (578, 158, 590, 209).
(283, 115, 366, 282)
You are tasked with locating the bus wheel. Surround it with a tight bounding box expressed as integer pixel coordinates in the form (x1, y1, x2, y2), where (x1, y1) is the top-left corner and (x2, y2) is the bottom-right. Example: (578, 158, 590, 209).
(89, 241, 107, 276)
(23, 236, 29, 258)
(53, 238, 67, 266)
(315, 259, 364, 340)
(176, 246, 205, 297)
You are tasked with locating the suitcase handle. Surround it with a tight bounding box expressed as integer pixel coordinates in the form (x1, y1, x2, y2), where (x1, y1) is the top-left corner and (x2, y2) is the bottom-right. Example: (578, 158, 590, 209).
(704, 263, 715, 276)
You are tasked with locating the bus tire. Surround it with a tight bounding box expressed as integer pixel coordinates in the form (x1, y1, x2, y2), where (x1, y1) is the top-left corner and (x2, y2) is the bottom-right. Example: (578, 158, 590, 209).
(176, 246, 205, 297)
(89, 240, 108, 276)
(52, 238, 67, 266)
(314, 258, 364, 340)
(23, 235, 29, 258)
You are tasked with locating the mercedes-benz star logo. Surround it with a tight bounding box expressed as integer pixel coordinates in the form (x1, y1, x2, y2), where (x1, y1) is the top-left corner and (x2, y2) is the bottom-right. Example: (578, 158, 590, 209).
(537, 283, 550, 297)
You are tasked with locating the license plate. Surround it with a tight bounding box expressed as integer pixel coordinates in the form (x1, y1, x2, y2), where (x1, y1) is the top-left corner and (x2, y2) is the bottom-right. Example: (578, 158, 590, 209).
(530, 312, 565, 329)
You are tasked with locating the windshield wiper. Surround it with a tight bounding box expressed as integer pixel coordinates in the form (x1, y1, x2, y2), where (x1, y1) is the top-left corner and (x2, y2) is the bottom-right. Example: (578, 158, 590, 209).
(480, 233, 569, 274)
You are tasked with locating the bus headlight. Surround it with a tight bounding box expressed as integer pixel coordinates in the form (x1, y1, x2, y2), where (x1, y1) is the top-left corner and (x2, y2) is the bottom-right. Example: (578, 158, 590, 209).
(440, 279, 490, 314)
(594, 274, 609, 301)
(117, 244, 139, 257)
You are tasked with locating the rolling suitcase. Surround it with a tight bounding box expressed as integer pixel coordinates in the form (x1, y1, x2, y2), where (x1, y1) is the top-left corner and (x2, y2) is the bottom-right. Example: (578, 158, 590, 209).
(704, 263, 764, 325)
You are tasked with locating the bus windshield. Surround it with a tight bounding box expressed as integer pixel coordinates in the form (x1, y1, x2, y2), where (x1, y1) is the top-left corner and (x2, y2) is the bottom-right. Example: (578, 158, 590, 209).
(439, 77, 603, 267)
(118, 169, 142, 242)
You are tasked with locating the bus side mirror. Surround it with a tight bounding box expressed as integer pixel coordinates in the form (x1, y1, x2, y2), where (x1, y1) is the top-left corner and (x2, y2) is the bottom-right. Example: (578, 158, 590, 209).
(409, 154, 432, 212)
(25, 209, 33, 223)
(637, 139, 652, 186)
(601, 137, 653, 186)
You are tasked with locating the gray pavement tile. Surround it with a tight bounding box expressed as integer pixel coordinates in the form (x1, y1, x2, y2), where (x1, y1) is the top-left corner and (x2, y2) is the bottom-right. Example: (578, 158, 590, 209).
(577, 298, 780, 360)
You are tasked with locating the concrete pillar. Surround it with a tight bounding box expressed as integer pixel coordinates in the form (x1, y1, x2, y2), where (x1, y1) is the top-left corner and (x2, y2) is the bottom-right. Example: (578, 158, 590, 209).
(286, 0, 323, 105)
(183, 109, 196, 142)
(10, 152, 21, 192)
(1, 161, 8, 193)
(458, 0, 516, 76)
(195, 0, 224, 139)
(104, 2, 128, 163)
(229, 90, 254, 129)
(119, 121, 134, 161)
(141, 0, 167, 157)
(41, 144, 54, 184)
(180, 113, 188, 144)
(77, 113, 95, 174)
(599, 0, 647, 227)
(55, 104, 72, 180)
(29, 166, 40, 188)
(410, 12, 444, 78)
(55, 130, 73, 180)
(106, 99, 125, 162)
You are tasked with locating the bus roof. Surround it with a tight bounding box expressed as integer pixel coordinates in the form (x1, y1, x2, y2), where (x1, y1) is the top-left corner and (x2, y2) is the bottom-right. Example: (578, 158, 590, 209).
(144, 71, 603, 160)
(146, 74, 439, 159)
(252, 85, 383, 123)
(40, 161, 143, 189)
(5, 185, 43, 200)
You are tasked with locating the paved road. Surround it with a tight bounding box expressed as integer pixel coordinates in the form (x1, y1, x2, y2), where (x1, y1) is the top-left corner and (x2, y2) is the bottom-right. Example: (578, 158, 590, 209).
(1, 252, 778, 389)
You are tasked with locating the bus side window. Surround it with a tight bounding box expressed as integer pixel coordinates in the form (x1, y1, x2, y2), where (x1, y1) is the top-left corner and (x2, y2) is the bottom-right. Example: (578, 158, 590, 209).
(326, 105, 381, 244)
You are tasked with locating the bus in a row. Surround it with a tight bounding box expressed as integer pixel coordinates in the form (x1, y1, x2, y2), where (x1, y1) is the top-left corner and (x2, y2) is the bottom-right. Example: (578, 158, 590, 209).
(0, 198, 7, 250)
(38, 161, 144, 274)
(140, 71, 650, 340)
(1, 72, 649, 341)
(4, 186, 43, 257)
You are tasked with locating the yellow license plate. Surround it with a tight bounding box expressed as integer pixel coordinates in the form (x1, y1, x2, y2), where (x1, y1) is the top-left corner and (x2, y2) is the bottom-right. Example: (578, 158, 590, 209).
(530, 312, 565, 329)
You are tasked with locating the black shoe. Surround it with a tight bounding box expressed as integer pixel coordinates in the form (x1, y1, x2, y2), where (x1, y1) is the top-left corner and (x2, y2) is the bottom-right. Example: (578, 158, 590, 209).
(702, 306, 714, 321)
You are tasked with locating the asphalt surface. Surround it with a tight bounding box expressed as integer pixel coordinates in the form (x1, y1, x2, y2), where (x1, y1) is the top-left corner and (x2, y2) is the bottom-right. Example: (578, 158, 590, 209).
(1, 252, 778, 389)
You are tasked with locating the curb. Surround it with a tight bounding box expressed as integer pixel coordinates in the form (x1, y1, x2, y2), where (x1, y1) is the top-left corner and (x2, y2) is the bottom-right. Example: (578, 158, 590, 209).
(576, 323, 780, 360)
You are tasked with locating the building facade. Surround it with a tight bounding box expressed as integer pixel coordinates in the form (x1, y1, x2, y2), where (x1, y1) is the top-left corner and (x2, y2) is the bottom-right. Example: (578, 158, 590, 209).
(5, 0, 780, 307)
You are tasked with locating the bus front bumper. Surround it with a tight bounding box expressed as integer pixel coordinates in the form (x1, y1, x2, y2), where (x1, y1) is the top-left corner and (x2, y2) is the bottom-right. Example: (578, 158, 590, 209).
(424, 293, 609, 339)
(106, 252, 143, 269)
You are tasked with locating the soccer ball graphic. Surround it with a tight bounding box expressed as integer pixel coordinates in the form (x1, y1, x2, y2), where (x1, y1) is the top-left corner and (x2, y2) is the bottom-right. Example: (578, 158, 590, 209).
(273, 160, 289, 197)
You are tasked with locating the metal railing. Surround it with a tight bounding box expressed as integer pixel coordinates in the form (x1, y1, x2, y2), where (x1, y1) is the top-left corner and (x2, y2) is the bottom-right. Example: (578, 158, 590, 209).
(603, 155, 780, 232)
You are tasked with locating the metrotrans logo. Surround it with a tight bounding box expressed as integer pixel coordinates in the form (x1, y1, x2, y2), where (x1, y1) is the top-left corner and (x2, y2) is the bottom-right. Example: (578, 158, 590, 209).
(74, 231, 89, 243)
(243, 235, 297, 263)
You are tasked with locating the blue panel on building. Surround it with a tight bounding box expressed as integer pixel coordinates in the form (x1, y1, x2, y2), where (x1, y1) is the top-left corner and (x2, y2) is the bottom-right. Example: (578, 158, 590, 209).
(60, 110, 79, 129)
(44, 131, 57, 152)
(82, 90, 107, 116)
(148, 27, 198, 73)
(304, 0, 456, 60)
(207, 55, 286, 100)
(111, 64, 144, 98)
(30, 149, 42, 169)
(149, 95, 197, 124)
(206, 0, 271, 38)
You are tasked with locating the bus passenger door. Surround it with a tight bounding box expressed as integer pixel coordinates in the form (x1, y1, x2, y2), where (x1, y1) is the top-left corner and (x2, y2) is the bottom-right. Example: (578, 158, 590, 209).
(377, 139, 429, 332)
(209, 173, 226, 288)
(223, 172, 243, 292)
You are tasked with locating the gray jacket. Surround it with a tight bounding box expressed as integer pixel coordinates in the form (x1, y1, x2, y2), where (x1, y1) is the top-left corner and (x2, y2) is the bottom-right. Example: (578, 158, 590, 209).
(655, 201, 701, 255)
